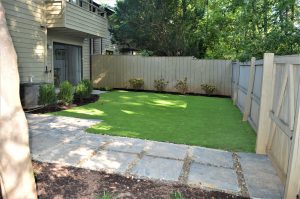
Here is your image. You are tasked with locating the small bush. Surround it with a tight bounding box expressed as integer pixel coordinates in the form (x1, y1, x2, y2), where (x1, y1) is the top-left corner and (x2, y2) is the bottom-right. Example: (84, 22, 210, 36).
(38, 84, 57, 106)
(154, 78, 169, 92)
(201, 84, 216, 96)
(175, 77, 188, 95)
(82, 79, 93, 94)
(129, 78, 144, 90)
(58, 81, 74, 106)
(75, 79, 93, 100)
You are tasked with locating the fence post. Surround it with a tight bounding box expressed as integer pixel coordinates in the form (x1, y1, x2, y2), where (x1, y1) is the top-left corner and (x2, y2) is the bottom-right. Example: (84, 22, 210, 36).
(233, 61, 240, 105)
(243, 57, 256, 121)
(256, 53, 274, 154)
(284, 63, 299, 199)
(284, 123, 300, 199)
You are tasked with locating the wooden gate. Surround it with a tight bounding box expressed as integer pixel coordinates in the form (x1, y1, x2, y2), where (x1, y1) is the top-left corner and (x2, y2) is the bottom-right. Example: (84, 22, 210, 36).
(255, 54, 300, 199)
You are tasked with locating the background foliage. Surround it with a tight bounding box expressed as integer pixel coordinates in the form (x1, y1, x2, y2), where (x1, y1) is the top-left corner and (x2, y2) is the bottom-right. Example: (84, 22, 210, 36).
(110, 0, 300, 60)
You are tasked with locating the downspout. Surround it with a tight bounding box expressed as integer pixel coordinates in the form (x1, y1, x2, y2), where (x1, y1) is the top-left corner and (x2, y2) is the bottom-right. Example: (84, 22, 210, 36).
(101, 38, 103, 54)
(89, 38, 93, 81)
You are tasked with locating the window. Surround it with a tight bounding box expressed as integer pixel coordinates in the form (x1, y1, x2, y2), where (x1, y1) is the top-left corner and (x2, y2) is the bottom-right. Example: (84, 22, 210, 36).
(68, 0, 79, 5)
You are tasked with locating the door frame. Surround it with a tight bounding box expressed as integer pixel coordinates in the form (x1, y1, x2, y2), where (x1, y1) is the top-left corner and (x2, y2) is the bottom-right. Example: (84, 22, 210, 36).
(53, 42, 83, 85)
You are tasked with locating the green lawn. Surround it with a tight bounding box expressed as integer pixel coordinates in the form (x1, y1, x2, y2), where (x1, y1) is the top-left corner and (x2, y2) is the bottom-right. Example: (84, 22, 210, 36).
(52, 90, 256, 152)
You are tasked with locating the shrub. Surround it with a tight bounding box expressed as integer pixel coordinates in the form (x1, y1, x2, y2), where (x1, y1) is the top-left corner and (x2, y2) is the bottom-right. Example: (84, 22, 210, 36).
(75, 79, 93, 100)
(175, 77, 188, 94)
(129, 78, 144, 90)
(201, 84, 216, 96)
(58, 81, 74, 106)
(104, 86, 112, 91)
(99, 86, 112, 91)
(154, 78, 169, 92)
(82, 79, 93, 94)
(138, 49, 154, 56)
(38, 84, 57, 106)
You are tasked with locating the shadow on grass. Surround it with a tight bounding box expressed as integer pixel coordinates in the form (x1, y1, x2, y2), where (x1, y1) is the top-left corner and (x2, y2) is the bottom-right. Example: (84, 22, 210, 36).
(51, 90, 256, 152)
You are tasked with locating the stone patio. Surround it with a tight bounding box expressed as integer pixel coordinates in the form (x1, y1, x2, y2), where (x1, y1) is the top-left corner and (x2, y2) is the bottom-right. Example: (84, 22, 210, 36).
(27, 114, 284, 198)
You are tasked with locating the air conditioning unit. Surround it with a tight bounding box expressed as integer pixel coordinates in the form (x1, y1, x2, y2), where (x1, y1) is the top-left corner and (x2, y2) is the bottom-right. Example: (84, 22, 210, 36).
(20, 83, 44, 109)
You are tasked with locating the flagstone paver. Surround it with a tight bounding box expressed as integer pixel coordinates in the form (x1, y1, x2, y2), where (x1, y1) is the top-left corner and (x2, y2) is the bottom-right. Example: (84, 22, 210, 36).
(35, 139, 98, 166)
(191, 147, 234, 169)
(131, 156, 184, 181)
(92, 90, 107, 95)
(188, 162, 239, 192)
(27, 114, 284, 198)
(145, 141, 188, 160)
(104, 137, 149, 154)
(238, 153, 284, 199)
(30, 130, 79, 156)
(80, 150, 138, 174)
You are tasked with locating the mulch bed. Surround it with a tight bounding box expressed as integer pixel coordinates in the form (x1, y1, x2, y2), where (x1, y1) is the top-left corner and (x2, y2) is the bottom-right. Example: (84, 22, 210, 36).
(28, 95, 99, 114)
(112, 88, 231, 98)
(32, 161, 248, 199)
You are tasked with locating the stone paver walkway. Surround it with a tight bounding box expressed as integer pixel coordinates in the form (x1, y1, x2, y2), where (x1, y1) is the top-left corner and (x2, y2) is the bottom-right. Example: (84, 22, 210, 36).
(27, 114, 284, 198)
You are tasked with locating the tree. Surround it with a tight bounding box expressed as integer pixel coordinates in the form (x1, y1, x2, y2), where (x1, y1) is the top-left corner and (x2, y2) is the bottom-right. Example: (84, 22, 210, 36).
(111, 0, 300, 60)
(110, 0, 207, 57)
(0, 2, 37, 198)
(205, 0, 300, 60)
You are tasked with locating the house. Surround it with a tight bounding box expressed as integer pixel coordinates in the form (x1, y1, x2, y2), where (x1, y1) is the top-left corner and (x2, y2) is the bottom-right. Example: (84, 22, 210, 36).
(91, 6, 119, 55)
(2, 0, 109, 87)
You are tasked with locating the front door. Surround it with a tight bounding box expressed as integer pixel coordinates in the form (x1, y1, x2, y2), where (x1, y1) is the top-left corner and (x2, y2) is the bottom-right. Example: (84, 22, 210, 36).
(54, 43, 82, 87)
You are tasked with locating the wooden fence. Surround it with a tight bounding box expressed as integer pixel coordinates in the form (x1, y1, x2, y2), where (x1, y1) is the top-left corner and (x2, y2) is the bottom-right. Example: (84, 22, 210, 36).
(92, 55, 232, 96)
(232, 54, 300, 199)
(232, 58, 264, 131)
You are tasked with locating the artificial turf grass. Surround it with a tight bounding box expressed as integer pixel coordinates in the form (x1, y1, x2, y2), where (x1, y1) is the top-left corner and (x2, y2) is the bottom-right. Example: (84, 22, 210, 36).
(51, 90, 256, 152)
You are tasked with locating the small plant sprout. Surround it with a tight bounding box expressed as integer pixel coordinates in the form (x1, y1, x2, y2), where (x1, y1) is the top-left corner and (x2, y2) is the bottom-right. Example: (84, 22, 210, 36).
(170, 191, 184, 199)
(97, 191, 114, 199)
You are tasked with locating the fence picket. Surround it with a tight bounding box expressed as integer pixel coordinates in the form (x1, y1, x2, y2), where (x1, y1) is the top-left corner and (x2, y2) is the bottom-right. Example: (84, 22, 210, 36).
(92, 55, 232, 95)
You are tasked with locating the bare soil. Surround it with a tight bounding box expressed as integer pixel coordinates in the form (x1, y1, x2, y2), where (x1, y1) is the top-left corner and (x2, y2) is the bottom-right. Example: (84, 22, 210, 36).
(32, 161, 249, 199)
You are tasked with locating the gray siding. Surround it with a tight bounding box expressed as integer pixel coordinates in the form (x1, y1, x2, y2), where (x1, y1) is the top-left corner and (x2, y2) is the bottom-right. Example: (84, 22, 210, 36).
(2, 0, 46, 83)
(45, 0, 65, 27)
(93, 31, 118, 55)
(93, 38, 102, 54)
(3, 0, 102, 84)
(83, 39, 91, 80)
(65, 2, 107, 37)
(46, 1, 108, 37)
